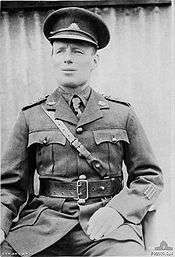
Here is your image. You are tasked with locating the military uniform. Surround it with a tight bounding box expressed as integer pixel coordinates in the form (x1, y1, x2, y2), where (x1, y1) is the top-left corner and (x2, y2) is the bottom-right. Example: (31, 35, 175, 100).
(1, 7, 163, 257)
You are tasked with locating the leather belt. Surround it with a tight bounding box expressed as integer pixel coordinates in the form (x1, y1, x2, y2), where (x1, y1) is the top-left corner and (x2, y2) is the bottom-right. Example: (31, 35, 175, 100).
(39, 177, 122, 204)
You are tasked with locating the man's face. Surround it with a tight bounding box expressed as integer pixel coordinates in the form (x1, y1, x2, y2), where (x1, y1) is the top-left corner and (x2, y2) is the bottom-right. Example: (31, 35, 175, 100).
(52, 40, 98, 88)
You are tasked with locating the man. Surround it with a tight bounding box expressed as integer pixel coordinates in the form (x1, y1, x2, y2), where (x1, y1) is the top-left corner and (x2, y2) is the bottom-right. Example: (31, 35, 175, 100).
(1, 7, 163, 256)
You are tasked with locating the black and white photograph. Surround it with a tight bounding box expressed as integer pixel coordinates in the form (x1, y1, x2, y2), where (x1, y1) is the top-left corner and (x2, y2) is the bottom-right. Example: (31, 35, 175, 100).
(0, 0, 175, 256)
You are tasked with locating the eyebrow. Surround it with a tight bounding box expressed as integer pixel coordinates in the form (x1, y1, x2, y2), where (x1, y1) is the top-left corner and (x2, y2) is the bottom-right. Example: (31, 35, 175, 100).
(54, 45, 86, 53)
(55, 44, 84, 49)
(52, 42, 96, 54)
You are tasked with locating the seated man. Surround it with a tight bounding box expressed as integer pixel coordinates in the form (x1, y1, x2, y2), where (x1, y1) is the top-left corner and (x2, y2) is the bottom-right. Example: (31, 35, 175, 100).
(1, 7, 163, 256)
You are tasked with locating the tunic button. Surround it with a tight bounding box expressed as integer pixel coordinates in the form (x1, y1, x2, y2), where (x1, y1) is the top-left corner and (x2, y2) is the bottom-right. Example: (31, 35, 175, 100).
(76, 127, 83, 134)
(79, 174, 86, 180)
(43, 137, 48, 145)
(77, 199, 86, 205)
(112, 137, 118, 143)
(95, 163, 101, 168)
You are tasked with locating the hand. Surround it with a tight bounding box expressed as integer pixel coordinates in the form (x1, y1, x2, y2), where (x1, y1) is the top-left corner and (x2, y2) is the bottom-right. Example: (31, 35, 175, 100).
(87, 207, 124, 240)
(0, 229, 5, 245)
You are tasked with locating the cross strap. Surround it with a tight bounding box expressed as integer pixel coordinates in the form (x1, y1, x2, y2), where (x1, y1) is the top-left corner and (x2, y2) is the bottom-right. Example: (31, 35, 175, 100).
(41, 106, 107, 178)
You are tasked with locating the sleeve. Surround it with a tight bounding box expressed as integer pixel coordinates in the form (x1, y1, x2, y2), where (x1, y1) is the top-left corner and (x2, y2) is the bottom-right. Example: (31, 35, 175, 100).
(106, 107, 164, 224)
(1, 111, 30, 235)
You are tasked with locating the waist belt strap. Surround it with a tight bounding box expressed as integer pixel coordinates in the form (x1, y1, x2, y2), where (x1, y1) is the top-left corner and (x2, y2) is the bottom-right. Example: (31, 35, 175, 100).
(39, 177, 122, 201)
(41, 106, 107, 178)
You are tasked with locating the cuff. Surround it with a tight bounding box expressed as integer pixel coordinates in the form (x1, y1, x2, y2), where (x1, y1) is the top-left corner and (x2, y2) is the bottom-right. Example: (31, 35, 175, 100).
(106, 187, 153, 224)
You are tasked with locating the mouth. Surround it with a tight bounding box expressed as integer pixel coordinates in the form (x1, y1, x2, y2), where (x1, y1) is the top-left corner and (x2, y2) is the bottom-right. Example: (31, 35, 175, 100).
(62, 69, 76, 72)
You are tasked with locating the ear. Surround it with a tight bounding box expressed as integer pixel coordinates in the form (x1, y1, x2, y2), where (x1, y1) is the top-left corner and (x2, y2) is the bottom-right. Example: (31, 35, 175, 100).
(91, 53, 99, 71)
(51, 46, 54, 56)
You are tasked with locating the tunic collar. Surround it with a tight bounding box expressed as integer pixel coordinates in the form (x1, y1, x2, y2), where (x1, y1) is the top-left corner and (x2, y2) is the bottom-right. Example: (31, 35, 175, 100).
(44, 87, 110, 126)
(56, 86, 91, 106)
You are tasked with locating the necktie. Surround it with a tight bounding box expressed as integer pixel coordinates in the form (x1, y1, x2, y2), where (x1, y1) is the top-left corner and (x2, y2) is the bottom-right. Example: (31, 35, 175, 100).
(71, 96, 83, 119)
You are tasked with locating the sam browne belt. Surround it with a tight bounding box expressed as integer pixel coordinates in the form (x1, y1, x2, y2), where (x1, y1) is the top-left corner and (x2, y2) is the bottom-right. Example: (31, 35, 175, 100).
(40, 104, 123, 204)
(41, 106, 108, 178)
(39, 176, 123, 204)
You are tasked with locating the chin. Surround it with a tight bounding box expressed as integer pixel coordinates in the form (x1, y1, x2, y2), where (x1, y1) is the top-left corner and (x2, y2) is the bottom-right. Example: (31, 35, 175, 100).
(59, 79, 86, 88)
(61, 82, 78, 88)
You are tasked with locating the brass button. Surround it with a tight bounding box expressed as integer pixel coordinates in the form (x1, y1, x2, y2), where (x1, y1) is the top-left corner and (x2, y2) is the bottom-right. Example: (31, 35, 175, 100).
(95, 163, 101, 168)
(112, 137, 118, 143)
(79, 174, 86, 180)
(77, 199, 86, 205)
(76, 127, 83, 134)
(43, 137, 48, 145)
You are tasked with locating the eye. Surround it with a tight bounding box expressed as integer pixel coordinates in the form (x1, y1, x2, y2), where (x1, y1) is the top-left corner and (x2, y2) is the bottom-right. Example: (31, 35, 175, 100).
(73, 49, 84, 54)
(55, 49, 64, 54)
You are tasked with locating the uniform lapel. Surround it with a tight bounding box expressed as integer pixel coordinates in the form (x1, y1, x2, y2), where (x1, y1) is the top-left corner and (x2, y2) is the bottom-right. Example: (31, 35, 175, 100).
(45, 89, 78, 125)
(44, 88, 109, 127)
(77, 89, 109, 127)
(54, 95, 78, 125)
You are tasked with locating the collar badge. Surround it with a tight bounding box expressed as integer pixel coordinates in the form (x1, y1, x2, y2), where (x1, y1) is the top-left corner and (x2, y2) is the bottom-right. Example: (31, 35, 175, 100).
(47, 101, 56, 106)
(98, 101, 107, 107)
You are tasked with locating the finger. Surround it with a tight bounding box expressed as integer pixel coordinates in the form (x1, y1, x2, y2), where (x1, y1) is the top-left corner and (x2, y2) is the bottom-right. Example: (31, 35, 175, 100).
(88, 219, 104, 237)
(87, 220, 95, 235)
(87, 215, 101, 235)
(90, 232, 103, 240)
(89, 234, 95, 240)
(87, 208, 108, 236)
(103, 222, 120, 236)
(91, 225, 106, 240)
(93, 219, 118, 239)
(89, 219, 111, 240)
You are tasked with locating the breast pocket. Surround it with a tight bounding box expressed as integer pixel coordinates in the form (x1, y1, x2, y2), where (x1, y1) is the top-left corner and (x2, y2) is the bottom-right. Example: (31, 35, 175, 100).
(28, 130, 66, 175)
(93, 129, 129, 145)
(93, 129, 130, 176)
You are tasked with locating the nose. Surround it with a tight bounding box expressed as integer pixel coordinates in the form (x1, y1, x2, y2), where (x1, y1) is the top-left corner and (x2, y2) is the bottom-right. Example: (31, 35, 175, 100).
(64, 48, 73, 64)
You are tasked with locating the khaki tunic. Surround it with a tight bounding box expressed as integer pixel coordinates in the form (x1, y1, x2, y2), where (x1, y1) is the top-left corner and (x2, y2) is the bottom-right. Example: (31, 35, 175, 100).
(1, 88, 163, 256)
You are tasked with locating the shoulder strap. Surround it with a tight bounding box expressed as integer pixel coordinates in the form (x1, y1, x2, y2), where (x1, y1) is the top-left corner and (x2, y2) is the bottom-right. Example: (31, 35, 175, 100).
(41, 106, 107, 178)
(22, 96, 48, 111)
(104, 95, 130, 107)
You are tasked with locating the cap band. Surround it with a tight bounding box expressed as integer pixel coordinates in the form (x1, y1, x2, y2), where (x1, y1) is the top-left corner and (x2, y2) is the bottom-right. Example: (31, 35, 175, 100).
(49, 29, 98, 47)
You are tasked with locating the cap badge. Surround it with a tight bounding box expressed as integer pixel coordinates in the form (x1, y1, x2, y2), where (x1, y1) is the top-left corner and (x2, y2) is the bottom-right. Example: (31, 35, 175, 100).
(98, 100, 109, 108)
(67, 23, 81, 31)
(47, 101, 56, 106)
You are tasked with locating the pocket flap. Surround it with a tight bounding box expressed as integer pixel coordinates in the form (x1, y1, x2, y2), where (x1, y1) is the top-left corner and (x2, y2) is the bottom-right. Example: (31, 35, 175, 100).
(11, 206, 48, 230)
(93, 129, 129, 145)
(28, 130, 66, 147)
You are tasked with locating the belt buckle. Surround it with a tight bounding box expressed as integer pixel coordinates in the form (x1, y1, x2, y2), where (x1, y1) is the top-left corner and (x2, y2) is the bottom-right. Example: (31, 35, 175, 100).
(76, 179, 88, 205)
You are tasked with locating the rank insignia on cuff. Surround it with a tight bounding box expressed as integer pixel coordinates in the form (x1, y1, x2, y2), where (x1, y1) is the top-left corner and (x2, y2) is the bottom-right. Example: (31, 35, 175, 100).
(143, 184, 158, 200)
